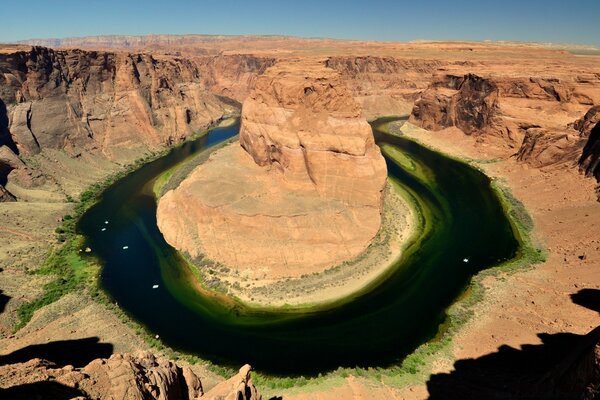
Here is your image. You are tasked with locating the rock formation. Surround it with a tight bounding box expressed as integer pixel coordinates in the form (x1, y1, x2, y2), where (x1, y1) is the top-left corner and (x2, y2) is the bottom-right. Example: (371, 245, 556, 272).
(0, 351, 261, 400)
(410, 72, 600, 147)
(574, 106, 600, 198)
(325, 56, 450, 118)
(157, 60, 387, 277)
(409, 72, 600, 197)
(575, 106, 600, 178)
(195, 55, 276, 100)
(0, 45, 237, 199)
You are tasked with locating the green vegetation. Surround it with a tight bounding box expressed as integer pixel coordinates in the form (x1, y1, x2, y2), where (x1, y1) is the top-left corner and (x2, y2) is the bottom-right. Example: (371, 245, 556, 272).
(153, 135, 238, 197)
(15, 224, 94, 331)
(492, 183, 547, 269)
(13, 115, 548, 395)
(12, 121, 228, 332)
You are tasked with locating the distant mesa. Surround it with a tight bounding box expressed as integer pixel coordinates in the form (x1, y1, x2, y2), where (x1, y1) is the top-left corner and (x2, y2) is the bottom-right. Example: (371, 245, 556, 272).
(157, 60, 387, 277)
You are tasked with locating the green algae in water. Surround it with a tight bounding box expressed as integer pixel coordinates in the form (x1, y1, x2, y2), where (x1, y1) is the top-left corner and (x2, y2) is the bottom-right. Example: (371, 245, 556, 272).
(78, 118, 519, 375)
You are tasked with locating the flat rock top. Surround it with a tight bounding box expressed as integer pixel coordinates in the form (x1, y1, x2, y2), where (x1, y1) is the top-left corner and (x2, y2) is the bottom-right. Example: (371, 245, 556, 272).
(184, 145, 346, 215)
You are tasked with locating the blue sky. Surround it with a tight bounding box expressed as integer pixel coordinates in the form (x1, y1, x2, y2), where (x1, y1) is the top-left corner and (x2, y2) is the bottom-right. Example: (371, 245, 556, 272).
(1, 0, 599, 45)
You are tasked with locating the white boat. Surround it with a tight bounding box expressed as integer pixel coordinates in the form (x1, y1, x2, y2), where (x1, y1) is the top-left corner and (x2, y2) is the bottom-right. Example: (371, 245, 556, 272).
(152, 284, 159, 289)
(122, 246, 129, 250)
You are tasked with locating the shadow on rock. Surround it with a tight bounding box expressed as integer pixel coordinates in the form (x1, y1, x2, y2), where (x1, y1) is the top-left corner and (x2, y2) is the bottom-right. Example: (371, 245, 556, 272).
(0, 381, 85, 400)
(427, 326, 600, 400)
(0, 98, 19, 154)
(0, 290, 9, 315)
(571, 289, 600, 314)
(0, 337, 113, 368)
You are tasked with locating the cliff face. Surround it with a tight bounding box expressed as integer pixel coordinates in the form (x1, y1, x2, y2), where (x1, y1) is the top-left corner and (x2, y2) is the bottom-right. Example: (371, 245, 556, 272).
(0, 46, 236, 200)
(157, 60, 387, 277)
(239, 61, 387, 205)
(195, 54, 276, 101)
(575, 106, 600, 198)
(325, 56, 449, 118)
(410, 74, 500, 136)
(410, 73, 600, 174)
(0, 351, 261, 400)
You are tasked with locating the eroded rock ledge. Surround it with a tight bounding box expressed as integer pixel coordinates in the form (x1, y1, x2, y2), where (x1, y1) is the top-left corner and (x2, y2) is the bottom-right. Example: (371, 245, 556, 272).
(0, 351, 261, 400)
(409, 72, 600, 198)
(157, 60, 387, 278)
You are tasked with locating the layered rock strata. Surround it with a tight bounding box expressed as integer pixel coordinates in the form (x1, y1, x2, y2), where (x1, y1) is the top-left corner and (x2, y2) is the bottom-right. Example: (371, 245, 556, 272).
(410, 73, 600, 147)
(0, 45, 236, 199)
(325, 56, 450, 118)
(157, 61, 387, 277)
(409, 72, 600, 197)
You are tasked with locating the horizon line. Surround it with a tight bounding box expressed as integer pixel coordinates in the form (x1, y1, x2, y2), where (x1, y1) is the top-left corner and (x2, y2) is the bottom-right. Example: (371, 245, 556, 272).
(8, 33, 600, 50)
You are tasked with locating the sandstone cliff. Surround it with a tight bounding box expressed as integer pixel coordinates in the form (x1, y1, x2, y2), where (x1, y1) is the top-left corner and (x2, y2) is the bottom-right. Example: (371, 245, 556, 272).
(195, 54, 276, 101)
(410, 73, 600, 146)
(157, 60, 387, 277)
(574, 106, 600, 198)
(0, 351, 261, 400)
(325, 56, 450, 118)
(0, 45, 237, 200)
(409, 72, 600, 194)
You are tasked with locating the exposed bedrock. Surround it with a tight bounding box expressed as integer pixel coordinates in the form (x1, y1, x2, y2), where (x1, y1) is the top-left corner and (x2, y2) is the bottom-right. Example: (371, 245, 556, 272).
(409, 73, 600, 197)
(325, 56, 452, 118)
(575, 106, 600, 198)
(157, 60, 387, 277)
(0, 351, 261, 400)
(195, 54, 277, 101)
(0, 46, 237, 198)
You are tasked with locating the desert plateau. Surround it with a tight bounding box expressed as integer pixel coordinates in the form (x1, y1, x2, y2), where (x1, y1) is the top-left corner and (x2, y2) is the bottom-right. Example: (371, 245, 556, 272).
(0, 1, 599, 399)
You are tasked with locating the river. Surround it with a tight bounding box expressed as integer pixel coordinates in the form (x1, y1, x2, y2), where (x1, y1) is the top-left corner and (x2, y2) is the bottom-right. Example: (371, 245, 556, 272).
(78, 117, 518, 375)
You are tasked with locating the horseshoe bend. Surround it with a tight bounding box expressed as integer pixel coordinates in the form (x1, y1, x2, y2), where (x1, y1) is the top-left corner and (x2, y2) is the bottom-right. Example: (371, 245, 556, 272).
(1, 5, 600, 399)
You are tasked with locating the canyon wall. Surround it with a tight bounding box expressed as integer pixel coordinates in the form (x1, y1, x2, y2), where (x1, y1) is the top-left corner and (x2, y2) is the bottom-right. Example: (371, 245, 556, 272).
(0, 45, 237, 200)
(410, 72, 600, 166)
(325, 56, 450, 118)
(157, 60, 387, 277)
(575, 106, 600, 197)
(195, 54, 276, 101)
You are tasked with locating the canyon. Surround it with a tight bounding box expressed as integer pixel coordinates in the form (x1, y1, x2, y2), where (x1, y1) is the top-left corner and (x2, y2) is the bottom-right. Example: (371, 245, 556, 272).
(0, 36, 599, 399)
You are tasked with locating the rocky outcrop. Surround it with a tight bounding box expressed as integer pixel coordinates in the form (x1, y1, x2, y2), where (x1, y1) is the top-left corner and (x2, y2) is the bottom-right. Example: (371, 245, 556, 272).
(0, 351, 261, 400)
(200, 364, 261, 400)
(515, 128, 584, 168)
(410, 73, 600, 198)
(0, 45, 237, 199)
(514, 105, 600, 175)
(157, 60, 387, 277)
(238, 61, 386, 204)
(575, 106, 600, 179)
(574, 106, 600, 198)
(410, 74, 501, 136)
(410, 73, 600, 148)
